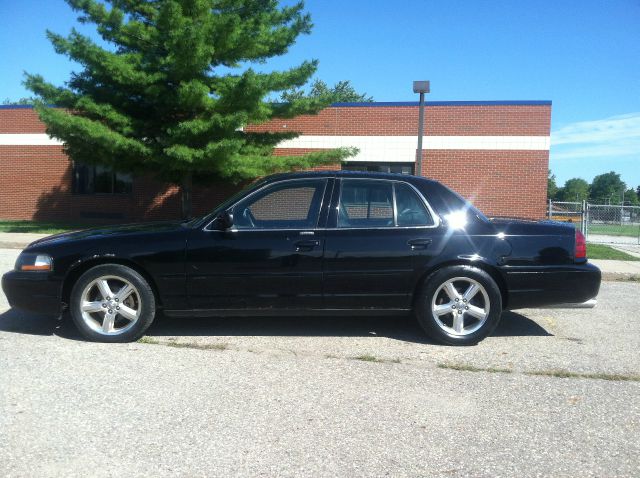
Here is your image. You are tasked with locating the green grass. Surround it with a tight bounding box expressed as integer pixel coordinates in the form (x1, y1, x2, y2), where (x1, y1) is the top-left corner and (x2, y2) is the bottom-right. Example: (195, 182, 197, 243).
(586, 243, 640, 261)
(524, 369, 640, 382)
(0, 220, 93, 234)
(588, 224, 640, 237)
(438, 363, 640, 382)
(351, 354, 401, 364)
(352, 354, 384, 363)
(137, 337, 228, 351)
(437, 363, 512, 374)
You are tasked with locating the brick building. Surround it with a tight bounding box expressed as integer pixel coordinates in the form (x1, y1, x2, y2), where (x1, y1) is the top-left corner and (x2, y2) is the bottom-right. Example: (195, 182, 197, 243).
(0, 100, 551, 223)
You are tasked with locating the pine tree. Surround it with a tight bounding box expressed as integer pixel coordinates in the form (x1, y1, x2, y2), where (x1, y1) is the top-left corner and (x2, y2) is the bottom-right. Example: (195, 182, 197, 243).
(281, 79, 374, 103)
(25, 0, 355, 218)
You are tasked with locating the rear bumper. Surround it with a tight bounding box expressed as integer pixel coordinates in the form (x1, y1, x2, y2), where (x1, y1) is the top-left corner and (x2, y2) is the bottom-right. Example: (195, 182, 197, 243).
(502, 262, 601, 310)
(1, 270, 62, 316)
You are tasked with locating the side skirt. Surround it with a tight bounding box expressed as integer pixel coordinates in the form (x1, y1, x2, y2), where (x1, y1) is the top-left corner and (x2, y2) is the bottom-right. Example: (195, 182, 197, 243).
(163, 308, 412, 318)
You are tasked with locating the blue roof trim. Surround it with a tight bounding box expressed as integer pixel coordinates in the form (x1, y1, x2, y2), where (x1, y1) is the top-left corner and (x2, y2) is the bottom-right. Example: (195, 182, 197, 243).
(0, 100, 552, 110)
(330, 100, 552, 107)
(0, 104, 36, 109)
(0, 104, 58, 109)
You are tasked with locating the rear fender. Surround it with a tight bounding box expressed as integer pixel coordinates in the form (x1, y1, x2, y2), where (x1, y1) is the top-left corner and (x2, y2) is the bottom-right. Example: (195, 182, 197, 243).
(413, 257, 509, 310)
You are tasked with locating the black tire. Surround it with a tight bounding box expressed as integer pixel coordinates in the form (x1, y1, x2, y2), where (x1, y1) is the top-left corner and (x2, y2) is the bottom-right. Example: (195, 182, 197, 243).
(70, 264, 156, 343)
(415, 265, 502, 346)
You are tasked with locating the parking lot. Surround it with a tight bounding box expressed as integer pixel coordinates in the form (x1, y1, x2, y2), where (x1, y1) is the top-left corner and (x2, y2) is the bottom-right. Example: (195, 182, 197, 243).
(1, 247, 639, 477)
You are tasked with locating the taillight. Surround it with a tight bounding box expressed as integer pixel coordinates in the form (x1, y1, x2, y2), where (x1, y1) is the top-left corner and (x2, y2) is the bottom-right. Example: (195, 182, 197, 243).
(575, 229, 587, 261)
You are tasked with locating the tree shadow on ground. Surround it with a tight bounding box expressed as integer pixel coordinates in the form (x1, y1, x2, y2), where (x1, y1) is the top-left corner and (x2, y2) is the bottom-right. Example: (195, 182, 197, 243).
(0, 309, 551, 345)
(0, 309, 80, 339)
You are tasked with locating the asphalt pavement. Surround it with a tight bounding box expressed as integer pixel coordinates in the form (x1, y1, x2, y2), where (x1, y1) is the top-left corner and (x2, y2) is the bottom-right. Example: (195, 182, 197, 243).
(1, 248, 639, 477)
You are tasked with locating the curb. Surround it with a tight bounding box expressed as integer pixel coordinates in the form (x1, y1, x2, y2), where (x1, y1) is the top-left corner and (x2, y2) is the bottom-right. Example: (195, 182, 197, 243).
(601, 272, 640, 282)
(0, 242, 29, 250)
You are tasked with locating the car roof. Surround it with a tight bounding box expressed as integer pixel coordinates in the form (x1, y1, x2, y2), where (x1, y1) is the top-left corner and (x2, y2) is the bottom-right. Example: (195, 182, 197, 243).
(264, 169, 439, 185)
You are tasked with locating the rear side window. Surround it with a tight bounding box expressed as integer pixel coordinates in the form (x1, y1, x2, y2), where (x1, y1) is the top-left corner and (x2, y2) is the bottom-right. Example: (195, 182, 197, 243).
(395, 182, 434, 226)
(338, 180, 394, 228)
(338, 179, 435, 228)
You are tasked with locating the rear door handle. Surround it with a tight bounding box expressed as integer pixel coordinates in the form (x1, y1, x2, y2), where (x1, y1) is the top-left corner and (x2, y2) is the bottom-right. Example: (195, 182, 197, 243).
(295, 240, 320, 252)
(407, 238, 432, 250)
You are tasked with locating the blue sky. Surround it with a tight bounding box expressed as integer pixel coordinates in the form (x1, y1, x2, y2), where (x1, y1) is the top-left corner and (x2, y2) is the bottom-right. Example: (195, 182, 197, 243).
(1, 0, 638, 188)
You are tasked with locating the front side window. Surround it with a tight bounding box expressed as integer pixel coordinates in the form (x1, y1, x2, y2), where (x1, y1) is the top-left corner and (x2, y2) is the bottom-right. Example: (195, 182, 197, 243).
(233, 179, 327, 230)
(338, 179, 434, 228)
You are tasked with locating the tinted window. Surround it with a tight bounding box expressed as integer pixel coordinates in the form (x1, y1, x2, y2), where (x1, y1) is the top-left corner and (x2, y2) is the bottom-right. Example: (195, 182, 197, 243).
(342, 162, 414, 175)
(72, 162, 132, 194)
(395, 182, 434, 226)
(233, 179, 326, 229)
(338, 180, 394, 228)
(431, 182, 489, 223)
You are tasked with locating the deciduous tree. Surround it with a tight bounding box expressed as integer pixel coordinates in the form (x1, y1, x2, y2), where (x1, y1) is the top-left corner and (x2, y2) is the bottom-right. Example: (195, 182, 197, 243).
(589, 171, 626, 204)
(558, 178, 589, 202)
(547, 170, 559, 199)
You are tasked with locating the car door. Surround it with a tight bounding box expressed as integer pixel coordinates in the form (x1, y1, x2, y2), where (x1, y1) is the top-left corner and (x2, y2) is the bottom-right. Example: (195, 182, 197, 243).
(322, 178, 442, 310)
(186, 177, 331, 311)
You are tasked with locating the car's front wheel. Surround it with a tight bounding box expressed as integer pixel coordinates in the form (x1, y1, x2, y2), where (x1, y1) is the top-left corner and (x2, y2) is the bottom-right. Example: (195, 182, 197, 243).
(70, 264, 156, 342)
(415, 265, 503, 345)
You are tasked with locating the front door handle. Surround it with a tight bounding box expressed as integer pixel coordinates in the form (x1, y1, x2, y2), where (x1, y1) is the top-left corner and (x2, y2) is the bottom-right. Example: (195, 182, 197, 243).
(295, 239, 320, 252)
(407, 238, 432, 250)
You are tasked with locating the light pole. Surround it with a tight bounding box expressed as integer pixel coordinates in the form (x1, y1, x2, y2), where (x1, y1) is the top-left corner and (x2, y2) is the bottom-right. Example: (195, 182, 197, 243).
(413, 81, 430, 177)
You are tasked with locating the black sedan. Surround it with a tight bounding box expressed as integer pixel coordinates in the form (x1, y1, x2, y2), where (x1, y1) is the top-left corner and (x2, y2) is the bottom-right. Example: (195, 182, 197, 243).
(2, 171, 601, 345)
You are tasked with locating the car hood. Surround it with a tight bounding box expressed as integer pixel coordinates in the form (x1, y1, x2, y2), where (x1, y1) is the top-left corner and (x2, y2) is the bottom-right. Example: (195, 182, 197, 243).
(28, 221, 189, 248)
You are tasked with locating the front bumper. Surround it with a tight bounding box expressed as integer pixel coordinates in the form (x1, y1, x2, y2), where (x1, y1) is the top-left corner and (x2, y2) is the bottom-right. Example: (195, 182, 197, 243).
(1, 270, 62, 316)
(502, 262, 601, 310)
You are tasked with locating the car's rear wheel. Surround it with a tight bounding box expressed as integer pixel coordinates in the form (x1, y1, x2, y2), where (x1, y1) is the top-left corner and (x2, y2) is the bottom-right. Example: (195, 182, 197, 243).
(70, 264, 156, 342)
(415, 265, 502, 345)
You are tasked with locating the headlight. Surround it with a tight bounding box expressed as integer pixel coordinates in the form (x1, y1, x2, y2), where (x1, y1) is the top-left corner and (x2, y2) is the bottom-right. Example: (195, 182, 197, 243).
(15, 253, 53, 272)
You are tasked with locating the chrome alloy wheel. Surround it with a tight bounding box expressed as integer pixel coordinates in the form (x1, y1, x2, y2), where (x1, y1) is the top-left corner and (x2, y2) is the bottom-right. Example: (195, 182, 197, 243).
(430, 277, 490, 336)
(79, 275, 141, 336)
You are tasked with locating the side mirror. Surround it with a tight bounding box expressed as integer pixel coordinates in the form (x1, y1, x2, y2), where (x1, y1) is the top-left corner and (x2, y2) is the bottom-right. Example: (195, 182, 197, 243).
(218, 210, 234, 230)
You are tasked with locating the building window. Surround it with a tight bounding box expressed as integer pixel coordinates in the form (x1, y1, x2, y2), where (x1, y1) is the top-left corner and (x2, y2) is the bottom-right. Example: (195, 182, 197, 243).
(73, 163, 133, 194)
(342, 162, 414, 175)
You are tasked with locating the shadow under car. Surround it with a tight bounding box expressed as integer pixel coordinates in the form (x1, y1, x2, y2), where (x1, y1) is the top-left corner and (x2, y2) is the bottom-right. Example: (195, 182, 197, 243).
(0, 309, 552, 344)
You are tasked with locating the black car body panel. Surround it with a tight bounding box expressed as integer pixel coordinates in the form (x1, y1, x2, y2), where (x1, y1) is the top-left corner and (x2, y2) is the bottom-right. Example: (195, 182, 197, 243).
(2, 171, 601, 318)
(4, 221, 190, 313)
(2, 271, 63, 315)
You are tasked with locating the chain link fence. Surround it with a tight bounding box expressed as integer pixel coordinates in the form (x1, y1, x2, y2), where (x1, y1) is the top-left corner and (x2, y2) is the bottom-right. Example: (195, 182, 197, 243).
(547, 200, 640, 245)
(547, 200, 585, 233)
(585, 204, 640, 245)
